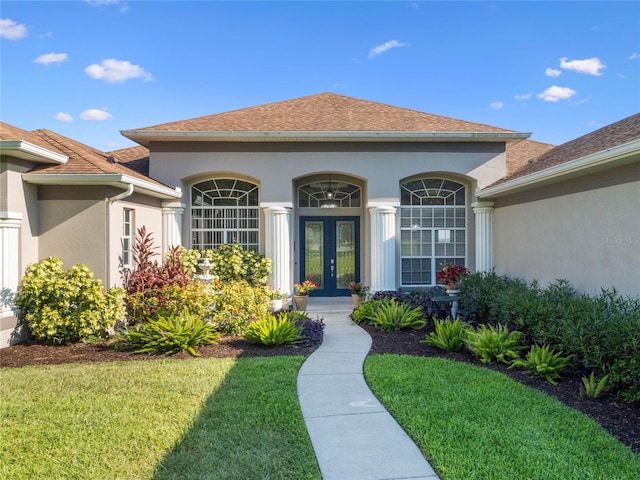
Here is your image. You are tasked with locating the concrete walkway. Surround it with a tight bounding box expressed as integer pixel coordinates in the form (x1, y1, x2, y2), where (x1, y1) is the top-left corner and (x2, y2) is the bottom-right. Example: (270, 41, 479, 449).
(297, 298, 439, 480)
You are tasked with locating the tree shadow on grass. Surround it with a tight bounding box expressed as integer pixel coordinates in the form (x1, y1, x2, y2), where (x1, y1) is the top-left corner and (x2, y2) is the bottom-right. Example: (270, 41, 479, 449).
(152, 357, 321, 480)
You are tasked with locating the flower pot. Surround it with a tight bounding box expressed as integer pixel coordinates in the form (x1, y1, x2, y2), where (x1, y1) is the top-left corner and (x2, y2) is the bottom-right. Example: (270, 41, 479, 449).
(269, 299, 283, 312)
(351, 293, 364, 308)
(293, 295, 308, 311)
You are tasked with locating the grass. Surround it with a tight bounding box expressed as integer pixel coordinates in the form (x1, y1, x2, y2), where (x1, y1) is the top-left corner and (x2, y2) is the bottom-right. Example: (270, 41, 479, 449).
(2, 353, 639, 480)
(365, 354, 640, 480)
(0, 357, 321, 480)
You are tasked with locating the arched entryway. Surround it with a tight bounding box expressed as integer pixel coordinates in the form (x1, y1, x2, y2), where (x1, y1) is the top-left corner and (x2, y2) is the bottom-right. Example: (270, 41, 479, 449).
(295, 174, 365, 297)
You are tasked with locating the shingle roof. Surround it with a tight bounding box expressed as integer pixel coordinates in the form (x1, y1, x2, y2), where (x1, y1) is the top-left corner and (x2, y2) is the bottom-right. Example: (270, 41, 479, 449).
(2, 125, 167, 190)
(132, 92, 514, 133)
(0, 122, 66, 156)
(504, 139, 555, 176)
(108, 145, 150, 176)
(505, 112, 640, 181)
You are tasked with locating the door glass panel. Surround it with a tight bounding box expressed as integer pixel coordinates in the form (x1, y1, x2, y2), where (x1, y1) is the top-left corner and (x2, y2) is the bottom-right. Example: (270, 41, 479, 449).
(305, 221, 324, 289)
(336, 221, 355, 290)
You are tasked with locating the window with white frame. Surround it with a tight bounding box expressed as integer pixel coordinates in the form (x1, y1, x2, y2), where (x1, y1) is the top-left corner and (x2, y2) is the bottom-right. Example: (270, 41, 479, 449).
(400, 178, 466, 286)
(122, 208, 134, 267)
(191, 179, 260, 252)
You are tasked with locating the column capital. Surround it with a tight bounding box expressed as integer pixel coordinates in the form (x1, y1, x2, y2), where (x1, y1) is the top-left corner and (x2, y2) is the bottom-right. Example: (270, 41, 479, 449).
(369, 205, 397, 215)
(161, 201, 185, 213)
(263, 206, 291, 215)
(472, 201, 494, 213)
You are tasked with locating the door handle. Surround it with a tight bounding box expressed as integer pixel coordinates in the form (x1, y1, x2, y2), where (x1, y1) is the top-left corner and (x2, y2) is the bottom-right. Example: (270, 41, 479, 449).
(330, 258, 335, 277)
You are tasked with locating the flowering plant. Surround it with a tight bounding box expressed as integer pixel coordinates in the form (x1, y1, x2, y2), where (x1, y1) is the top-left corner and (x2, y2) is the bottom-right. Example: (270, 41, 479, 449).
(436, 264, 470, 288)
(294, 280, 317, 296)
(348, 282, 369, 296)
(268, 289, 287, 300)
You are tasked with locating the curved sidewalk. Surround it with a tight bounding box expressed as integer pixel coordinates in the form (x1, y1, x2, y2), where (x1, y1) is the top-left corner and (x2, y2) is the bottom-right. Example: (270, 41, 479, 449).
(298, 298, 439, 480)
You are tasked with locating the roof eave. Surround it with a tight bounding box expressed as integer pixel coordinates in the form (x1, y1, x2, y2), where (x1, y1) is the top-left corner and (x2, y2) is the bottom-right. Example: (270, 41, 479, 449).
(0, 140, 69, 164)
(22, 173, 182, 200)
(478, 138, 640, 198)
(121, 130, 530, 146)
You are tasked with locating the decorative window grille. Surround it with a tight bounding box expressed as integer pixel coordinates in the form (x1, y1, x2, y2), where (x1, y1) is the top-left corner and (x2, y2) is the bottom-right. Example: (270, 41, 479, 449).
(191, 179, 260, 252)
(122, 208, 134, 267)
(298, 179, 361, 208)
(400, 178, 466, 286)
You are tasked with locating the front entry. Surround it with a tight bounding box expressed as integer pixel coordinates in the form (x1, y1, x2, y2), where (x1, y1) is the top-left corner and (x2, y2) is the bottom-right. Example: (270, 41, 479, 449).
(300, 216, 360, 297)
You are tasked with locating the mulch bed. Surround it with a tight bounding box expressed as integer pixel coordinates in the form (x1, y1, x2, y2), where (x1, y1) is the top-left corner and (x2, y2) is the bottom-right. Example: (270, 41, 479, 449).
(1, 324, 638, 454)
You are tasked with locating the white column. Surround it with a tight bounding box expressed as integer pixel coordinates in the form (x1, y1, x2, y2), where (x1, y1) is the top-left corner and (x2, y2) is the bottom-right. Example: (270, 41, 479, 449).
(472, 201, 494, 273)
(162, 202, 185, 254)
(264, 206, 292, 295)
(0, 212, 22, 315)
(369, 206, 397, 292)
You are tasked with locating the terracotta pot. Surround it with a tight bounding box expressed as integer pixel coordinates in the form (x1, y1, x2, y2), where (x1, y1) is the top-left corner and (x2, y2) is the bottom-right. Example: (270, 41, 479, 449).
(293, 295, 308, 311)
(351, 294, 364, 308)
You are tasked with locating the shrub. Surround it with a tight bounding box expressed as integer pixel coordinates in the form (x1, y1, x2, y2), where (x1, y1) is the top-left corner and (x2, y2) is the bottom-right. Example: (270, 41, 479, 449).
(244, 313, 303, 346)
(581, 371, 609, 399)
(125, 227, 192, 323)
(465, 323, 524, 364)
(295, 314, 325, 347)
(510, 344, 573, 385)
(200, 244, 271, 287)
(422, 317, 468, 352)
(115, 310, 220, 356)
(16, 257, 124, 345)
(352, 300, 382, 325)
(127, 282, 214, 324)
(370, 299, 425, 331)
(210, 280, 270, 334)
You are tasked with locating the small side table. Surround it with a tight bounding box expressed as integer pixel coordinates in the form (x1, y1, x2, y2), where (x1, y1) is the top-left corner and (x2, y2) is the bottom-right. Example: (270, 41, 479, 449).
(432, 292, 460, 319)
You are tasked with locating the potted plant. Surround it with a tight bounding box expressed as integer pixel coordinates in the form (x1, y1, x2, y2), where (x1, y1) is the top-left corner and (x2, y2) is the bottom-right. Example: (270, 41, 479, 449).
(268, 289, 287, 312)
(348, 282, 369, 308)
(436, 264, 470, 293)
(293, 280, 317, 310)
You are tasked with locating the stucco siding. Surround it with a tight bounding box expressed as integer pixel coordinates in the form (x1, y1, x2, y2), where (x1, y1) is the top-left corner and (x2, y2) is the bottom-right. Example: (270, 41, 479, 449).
(494, 164, 640, 296)
(38, 185, 108, 281)
(149, 141, 506, 204)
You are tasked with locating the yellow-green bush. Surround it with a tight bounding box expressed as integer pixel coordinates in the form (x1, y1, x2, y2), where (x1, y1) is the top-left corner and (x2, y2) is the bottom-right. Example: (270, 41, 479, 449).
(211, 280, 270, 334)
(15, 257, 124, 344)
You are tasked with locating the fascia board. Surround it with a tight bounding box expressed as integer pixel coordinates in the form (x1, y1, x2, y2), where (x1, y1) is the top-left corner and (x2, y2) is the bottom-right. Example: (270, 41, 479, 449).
(22, 173, 182, 199)
(0, 140, 68, 164)
(121, 130, 530, 146)
(478, 139, 640, 198)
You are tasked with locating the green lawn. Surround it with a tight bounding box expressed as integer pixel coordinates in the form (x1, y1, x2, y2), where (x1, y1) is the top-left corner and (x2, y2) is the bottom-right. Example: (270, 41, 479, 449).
(365, 354, 640, 480)
(2, 353, 638, 480)
(0, 357, 321, 480)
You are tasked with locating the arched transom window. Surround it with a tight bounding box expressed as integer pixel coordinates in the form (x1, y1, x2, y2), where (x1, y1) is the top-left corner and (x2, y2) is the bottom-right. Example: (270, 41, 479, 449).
(298, 179, 361, 208)
(191, 178, 260, 252)
(400, 178, 466, 286)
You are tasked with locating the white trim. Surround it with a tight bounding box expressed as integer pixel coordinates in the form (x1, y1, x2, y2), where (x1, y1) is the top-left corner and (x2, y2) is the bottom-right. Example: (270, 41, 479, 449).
(0, 140, 68, 164)
(22, 173, 182, 199)
(478, 139, 640, 198)
(121, 130, 531, 146)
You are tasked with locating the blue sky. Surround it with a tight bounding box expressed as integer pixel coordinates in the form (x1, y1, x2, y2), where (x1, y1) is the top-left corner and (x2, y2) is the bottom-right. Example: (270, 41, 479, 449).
(1, 1, 639, 151)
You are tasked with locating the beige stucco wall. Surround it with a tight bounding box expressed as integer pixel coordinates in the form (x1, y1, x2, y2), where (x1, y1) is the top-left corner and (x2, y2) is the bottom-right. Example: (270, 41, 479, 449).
(107, 193, 164, 288)
(493, 163, 640, 297)
(146, 141, 493, 287)
(149, 141, 505, 204)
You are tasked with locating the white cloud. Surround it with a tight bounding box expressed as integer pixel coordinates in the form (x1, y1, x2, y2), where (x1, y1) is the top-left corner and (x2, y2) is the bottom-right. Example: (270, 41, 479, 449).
(537, 85, 577, 102)
(560, 57, 606, 76)
(55, 112, 73, 122)
(369, 40, 407, 58)
(515, 93, 532, 101)
(34, 52, 69, 66)
(545, 68, 562, 77)
(490, 102, 504, 110)
(86, 0, 129, 12)
(0, 18, 28, 40)
(80, 109, 112, 121)
(84, 58, 154, 83)
(629, 53, 640, 60)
